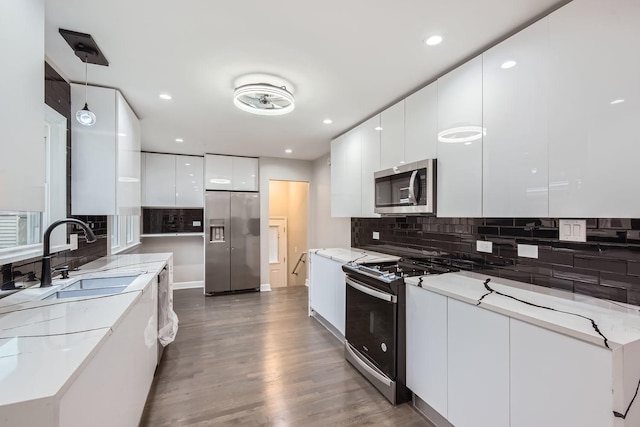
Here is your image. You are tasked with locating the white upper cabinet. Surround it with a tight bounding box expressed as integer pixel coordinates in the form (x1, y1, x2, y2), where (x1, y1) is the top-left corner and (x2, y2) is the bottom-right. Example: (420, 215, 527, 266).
(405, 82, 438, 163)
(143, 153, 204, 207)
(437, 56, 483, 217)
(331, 129, 362, 217)
(143, 153, 175, 207)
(0, 0, 45, 211)
(548, 0, 640, 217)
(175, 155, 204, 207)
(72, 85, 141, 215)
(483, 18, 549, 217)
(360, 115, 381, 218)
(379, 100, 405, 169)
(205, 154, 258, 191)
(231, 157, 259, 191)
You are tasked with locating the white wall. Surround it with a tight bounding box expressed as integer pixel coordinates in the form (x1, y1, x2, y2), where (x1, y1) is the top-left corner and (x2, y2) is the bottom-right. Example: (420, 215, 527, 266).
(259, 157, 313, 287)
(309, 155, 351, 249)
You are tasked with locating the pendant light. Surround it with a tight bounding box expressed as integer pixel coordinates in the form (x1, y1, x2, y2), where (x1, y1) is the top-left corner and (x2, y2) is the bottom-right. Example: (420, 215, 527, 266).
(76, 53, 96, 126)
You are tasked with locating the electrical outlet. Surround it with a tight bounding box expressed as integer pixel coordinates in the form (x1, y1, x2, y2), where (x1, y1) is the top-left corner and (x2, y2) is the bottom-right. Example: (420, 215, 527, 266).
(476, 240, 493, 253)
(517, 244, 538, 259)
(559, 219, 587, 242)
(372, 231, 380, 240)
(70, 234, 78, 251)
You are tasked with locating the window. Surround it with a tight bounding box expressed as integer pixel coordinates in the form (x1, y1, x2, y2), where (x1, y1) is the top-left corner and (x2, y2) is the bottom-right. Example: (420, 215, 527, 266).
(0, 105, 67, 263)
(110, 214, 140, 254)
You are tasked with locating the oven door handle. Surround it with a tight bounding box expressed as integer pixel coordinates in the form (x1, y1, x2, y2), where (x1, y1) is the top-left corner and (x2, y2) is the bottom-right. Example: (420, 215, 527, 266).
(346, 343, 393, 387)
(346, 277, 397, 303)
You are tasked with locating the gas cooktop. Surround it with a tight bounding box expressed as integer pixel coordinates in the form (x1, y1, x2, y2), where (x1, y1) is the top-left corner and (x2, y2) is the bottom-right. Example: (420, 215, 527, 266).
(343, 257, 458, 283)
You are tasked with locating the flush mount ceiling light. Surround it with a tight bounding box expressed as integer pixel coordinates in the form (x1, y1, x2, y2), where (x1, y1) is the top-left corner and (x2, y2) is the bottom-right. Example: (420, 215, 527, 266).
(233, 83, 295, 116)
(438, 126, 486, 143)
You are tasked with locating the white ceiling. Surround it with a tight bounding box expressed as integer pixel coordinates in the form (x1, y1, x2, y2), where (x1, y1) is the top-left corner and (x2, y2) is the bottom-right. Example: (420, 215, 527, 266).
(44, 0, 566, 161)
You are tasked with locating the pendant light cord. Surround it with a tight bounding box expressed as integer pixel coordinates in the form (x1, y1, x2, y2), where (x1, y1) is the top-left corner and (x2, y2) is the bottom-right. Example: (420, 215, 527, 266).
(84, 54, 88, 104)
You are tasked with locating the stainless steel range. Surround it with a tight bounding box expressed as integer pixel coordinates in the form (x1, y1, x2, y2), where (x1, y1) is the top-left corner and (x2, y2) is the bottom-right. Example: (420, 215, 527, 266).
(342, 258, 457, 405)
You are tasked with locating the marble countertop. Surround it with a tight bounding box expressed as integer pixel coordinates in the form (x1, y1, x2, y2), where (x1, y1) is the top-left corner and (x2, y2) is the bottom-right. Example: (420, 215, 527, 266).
(309, 247, 400, 264)
(0, 253, 171, 407)
(407, 271, 640, 349)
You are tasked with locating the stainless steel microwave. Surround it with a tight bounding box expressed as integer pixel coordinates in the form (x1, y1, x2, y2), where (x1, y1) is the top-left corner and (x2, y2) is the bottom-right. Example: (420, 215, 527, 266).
(374, 159, 436, 215)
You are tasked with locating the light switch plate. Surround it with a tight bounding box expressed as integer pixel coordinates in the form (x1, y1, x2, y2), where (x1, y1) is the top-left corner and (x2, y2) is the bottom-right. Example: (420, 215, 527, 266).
(559, 219, 587, 242)
(372, 231, 380, 240)
(517, 244, 538, 259)
(476, 240, 493, 253)
(70, 234, 78, 251)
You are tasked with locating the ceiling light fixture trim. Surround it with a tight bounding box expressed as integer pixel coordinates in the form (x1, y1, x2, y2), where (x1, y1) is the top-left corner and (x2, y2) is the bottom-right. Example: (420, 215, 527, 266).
(233, 83, 295, 116)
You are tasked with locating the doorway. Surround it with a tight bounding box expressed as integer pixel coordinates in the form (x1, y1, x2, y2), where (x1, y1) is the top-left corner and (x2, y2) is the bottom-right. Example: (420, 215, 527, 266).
(268, 180, 309, 288)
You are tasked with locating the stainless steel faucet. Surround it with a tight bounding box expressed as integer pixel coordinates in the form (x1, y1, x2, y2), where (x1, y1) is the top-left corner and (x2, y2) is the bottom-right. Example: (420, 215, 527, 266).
(40, 218, 97, 287)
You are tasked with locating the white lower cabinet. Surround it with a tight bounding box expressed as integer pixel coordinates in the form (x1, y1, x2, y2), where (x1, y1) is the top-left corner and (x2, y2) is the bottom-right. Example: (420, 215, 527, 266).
(447, 298, 510, 427)
(308, 253, 346, 336)
(406, 286, 448, 417)
(510, 319, 612, 427)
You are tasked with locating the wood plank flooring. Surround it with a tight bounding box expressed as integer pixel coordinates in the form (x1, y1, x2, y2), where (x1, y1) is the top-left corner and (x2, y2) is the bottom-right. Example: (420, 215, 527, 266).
(140, 286, 433, 427)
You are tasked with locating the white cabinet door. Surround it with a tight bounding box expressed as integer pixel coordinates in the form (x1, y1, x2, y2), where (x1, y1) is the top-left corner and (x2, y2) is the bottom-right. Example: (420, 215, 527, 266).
(331, 129, 362, 217)
(72, 85, 118, 215)
(143, 153, 176, 207)
(175, 155, 203, 207)
(205, 154, 233, 190)
(116, 92, 141, 216)
(405, 82, 438, 163)
(309, 253, 336, 323)
(437, 56, 483, 217)
(510, 319, 612, 427)
(406, 286, 448, 418)
(360, 115, 381, 218)
(232, 157, 259, 191)
(448, 299, 509, 427)
(0, 0, 44, 211)
(380, 100, 405, 169)
(333, 262, 346, 336)
(548, 0, 640, 217)
(483, 18, 549, 217)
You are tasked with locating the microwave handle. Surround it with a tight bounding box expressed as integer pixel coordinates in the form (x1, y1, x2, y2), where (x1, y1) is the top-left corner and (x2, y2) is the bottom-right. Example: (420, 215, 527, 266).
(408, 170, 418, 206)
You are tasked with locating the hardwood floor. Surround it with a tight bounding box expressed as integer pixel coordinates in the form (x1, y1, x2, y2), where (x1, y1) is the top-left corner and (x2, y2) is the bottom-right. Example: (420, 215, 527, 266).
(140, 286, 433, 427)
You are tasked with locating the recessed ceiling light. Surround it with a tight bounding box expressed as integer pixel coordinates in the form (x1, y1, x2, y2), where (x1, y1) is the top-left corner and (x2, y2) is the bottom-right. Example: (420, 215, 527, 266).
(159, 93, 172, 100)
(610, 99, 625, 105)
(323, 118, 333, 124)
(285, 149, 292, 154)
(185, 163, 191, 166)
(175, 138, 184, 143)
(425, 35, 443, 46)
(374, 126, 383, 131)
(501, 60, 517, 69)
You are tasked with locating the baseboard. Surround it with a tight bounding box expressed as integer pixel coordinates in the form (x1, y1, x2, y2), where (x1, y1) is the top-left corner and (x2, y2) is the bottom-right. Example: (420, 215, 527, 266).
(413, 394, 453, 427)
(173, 281, 204, 290)
(260, 283, 272, 292)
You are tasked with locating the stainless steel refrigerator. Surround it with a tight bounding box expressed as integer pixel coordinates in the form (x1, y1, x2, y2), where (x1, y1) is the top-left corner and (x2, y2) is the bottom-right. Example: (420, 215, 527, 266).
(205, 191, 260, 295)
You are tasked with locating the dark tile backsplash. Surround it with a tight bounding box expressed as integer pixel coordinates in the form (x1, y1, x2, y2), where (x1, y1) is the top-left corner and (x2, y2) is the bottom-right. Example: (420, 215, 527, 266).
(352, 216, 640, 305)
(1, 63, 108, 291)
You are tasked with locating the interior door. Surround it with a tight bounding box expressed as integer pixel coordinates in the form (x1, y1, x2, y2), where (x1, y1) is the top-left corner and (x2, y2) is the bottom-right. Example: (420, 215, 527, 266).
(269, 217, 287, 288)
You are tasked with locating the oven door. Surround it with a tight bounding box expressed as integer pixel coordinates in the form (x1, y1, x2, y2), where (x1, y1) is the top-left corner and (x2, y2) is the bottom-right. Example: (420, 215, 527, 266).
(345, 275, 397, 379)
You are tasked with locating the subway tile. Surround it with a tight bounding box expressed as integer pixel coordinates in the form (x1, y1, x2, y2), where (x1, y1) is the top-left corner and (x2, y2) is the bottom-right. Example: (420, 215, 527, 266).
(600, 272, 640, 291)
(574, 255, 626, 274)
(484, 218, 514, 226)
(552, 265, 599, 284)
(628, 261, 640, 277)
(627, 289, 640, 306)
(532, 275, 574, 292)
(477, 226, 499, 236)
(538, 247, 574, 266)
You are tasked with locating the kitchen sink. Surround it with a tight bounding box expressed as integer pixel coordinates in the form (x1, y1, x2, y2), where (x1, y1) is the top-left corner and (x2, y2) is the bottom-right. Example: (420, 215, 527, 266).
(62, 275, 139, 291)
(44, 286, 128, 300)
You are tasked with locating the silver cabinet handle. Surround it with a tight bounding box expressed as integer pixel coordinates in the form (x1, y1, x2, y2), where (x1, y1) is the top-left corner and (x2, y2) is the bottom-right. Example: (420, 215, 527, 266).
(346, 343, 392, 387)
(408, 170, 418, 206)
(346, 276, 397, 303)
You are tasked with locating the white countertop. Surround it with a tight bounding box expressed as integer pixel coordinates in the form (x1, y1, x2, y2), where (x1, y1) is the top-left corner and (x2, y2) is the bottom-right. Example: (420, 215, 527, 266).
(407, 271, 640, 349)
(310, 247, 400, 264)
(0, 253, 171, 407)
